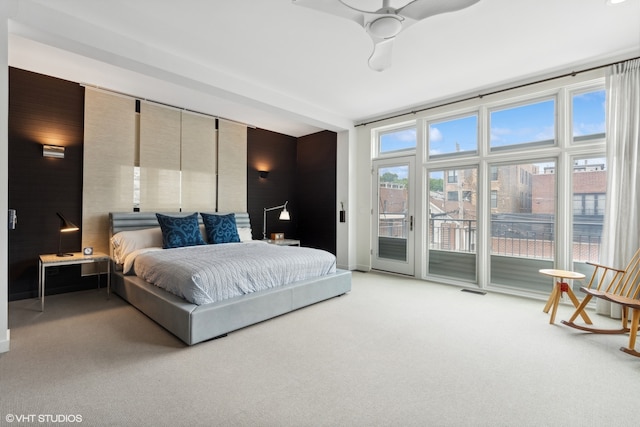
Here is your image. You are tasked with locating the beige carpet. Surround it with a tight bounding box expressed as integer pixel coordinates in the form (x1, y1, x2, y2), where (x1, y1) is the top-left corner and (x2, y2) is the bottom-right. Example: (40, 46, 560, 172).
(1, 271, 638, 427)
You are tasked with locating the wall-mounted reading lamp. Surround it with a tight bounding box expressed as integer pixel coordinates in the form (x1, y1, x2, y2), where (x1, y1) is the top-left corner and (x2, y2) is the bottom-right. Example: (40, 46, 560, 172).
(259, 170, 269, 179)
(43, 145, 65, 158)
(263, 201, 290, 240)
(56, 212, 79, 257)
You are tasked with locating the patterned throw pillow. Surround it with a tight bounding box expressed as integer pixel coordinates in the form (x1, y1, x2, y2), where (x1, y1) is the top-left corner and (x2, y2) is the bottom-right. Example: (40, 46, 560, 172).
(200, 212, 241, 244)
(155, 213, 206, 249)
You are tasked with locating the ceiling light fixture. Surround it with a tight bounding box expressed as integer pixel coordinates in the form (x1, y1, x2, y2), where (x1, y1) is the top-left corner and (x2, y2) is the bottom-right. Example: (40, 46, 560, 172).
(368, 16, 403, 39)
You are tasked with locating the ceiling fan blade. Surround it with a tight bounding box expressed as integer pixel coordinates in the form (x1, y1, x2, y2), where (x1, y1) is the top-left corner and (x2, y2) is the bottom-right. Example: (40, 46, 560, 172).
(293, 0, 365, 27)
(368, 38, 394, 72)
(398, 0, 481, 21)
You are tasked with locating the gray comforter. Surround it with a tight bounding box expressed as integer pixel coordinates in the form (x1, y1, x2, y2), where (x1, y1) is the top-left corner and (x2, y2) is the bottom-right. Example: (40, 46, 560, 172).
(132, 241, 337, 305)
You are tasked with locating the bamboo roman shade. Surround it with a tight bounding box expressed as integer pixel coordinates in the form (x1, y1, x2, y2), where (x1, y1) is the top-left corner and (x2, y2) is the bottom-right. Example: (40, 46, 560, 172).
(82, 88, 136, 255)
(181, 111, 217, 212)
(218, 119, 247, 212)
(139, 101, 181, 211)
(82, 89, 247, 253)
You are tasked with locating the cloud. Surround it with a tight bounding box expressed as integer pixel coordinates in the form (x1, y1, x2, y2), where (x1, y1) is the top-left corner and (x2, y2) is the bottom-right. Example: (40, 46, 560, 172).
(491, 127, 512, 136)
(573, 121, 605, 137)
(490, 126, 511, 144)
(429, 127, 443, 142)
(397, 128, 416, 141)
(535, 125, 555, 141)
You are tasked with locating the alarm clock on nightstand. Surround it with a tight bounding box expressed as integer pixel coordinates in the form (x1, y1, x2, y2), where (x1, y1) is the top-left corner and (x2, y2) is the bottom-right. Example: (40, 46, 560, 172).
(83, 247, 93, 256)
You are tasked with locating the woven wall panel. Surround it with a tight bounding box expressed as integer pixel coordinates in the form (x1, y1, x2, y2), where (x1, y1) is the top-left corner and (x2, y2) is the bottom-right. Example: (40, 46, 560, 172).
(83, 88, 136, 254)
(181, 111, 217, 212)
(139, 101, 181, 211)
(218, 119, 247, 212)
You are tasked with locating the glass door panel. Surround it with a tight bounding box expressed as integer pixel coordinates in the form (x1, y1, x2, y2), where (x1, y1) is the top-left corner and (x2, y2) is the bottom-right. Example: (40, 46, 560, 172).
(427, 167, 477, 282)
(490, 161, 556, 292)
(372, 157, 414, 275)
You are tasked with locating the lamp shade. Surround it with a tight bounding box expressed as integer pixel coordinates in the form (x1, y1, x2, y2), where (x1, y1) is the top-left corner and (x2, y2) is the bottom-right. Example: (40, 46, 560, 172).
(57, 212, 79, 232)
(56, 212, 79, 256)
(279, 208, 290, 221)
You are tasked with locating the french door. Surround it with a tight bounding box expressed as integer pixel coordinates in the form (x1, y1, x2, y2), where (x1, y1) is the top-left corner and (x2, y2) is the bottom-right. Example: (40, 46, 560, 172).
(372, 157, 415, 275)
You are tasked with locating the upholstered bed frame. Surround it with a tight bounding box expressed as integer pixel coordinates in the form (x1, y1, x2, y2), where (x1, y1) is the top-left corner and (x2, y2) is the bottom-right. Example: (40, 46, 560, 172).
(109, 212, 352, 345)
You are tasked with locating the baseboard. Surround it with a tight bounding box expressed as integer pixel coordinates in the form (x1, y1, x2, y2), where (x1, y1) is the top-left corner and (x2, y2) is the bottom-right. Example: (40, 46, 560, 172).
(336, 262, 357, 271)
(355, 264, 371, 272)
(0, 329, 10, 353)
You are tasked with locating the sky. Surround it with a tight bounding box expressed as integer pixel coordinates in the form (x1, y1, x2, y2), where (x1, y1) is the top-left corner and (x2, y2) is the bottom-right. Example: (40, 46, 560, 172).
(379, 89, 606, 155)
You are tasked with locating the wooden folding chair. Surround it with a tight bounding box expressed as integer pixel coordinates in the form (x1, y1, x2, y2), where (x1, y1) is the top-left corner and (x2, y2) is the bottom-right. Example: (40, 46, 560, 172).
(561, 248, 640, 334)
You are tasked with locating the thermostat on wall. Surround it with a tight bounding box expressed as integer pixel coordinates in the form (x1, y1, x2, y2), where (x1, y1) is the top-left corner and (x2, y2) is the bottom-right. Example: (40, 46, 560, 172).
(83, 247, 93, 256)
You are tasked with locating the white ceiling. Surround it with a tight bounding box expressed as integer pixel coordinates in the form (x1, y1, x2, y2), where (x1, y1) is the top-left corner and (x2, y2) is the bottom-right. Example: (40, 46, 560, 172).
(7, 0, 640, 137)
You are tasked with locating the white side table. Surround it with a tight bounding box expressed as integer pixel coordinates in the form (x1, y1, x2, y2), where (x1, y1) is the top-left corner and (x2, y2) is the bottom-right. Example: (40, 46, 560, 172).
(38, 252, 110, 311)
(265, 239, 301, 247)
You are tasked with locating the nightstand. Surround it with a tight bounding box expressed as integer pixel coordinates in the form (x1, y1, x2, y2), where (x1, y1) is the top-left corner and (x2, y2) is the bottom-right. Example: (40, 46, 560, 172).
(38, 252, 110, 311)
(265, 239, 301, 246)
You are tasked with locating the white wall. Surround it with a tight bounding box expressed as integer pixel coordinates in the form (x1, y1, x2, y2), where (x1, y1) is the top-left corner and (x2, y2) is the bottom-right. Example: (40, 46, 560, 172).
(1, 2, 13, 353)
(336, 129, 357, 270)
(355, 125, 373, 271)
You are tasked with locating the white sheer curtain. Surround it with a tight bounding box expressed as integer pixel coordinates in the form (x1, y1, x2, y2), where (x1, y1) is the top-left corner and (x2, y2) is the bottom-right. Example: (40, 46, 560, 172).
(598, 58, 640, 317)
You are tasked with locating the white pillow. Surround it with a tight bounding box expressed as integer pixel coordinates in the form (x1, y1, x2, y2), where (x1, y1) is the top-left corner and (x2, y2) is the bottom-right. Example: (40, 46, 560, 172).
(237, 227, 253, 242)
(111, 227, 163, 264)
(122, 247, 162, 274)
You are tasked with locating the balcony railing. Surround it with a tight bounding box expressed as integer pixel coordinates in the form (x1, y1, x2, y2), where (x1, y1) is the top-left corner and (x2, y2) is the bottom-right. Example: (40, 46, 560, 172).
(425, 217, 602, 262)
(430, 218, 476, 253)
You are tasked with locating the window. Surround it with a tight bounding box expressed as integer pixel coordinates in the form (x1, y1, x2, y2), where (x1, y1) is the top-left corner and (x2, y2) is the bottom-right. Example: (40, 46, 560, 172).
(371, 73, 607, 299)
(490, 161, 556, 290)
(572, 157, 607, 263)
(490, 99, 555, 151)
(379, 125, 416, 154)
(572, 89, 606, 142)
(133, 166, 140, 210)
(573, 194, 606, 216)
(491, 166, 498, 181)
(491, 190, 498, 208)
(428, 114, 478, 158)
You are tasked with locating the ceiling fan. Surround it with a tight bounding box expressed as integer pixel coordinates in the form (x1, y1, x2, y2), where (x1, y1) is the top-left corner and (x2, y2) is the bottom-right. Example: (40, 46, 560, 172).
(293, 0, 481, 71)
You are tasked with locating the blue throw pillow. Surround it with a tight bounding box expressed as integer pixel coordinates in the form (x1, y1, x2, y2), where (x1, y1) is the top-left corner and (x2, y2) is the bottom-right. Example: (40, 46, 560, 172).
(155, 213, 206, 249)
(201, 212, 241, 244)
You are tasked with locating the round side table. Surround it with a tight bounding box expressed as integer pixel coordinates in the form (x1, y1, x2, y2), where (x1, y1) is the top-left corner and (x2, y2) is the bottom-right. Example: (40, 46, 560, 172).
(539, 269, 592, 325)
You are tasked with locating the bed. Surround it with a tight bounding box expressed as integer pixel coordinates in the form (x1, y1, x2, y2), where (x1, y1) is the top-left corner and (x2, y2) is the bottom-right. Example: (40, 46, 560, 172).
(109, 211, 351, 345)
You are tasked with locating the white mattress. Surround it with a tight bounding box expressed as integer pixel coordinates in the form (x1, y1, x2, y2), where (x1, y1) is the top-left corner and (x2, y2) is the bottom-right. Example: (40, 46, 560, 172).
(131, 241, 337, 305)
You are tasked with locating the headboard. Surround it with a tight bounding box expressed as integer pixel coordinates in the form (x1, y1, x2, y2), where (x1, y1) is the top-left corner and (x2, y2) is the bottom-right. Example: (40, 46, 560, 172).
(109, 212, 251, 236)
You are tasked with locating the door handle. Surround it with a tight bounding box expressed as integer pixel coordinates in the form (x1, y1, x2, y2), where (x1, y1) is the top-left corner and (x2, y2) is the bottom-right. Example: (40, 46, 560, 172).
(410, 215, 413, 231)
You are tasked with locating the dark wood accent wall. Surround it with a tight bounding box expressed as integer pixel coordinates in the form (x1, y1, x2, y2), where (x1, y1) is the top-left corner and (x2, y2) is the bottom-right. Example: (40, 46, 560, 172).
(246, 128, 338, 254)
(247, 128, 298, 240)
(8, 68, 88, 300)
(296, 131, 337, 253)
